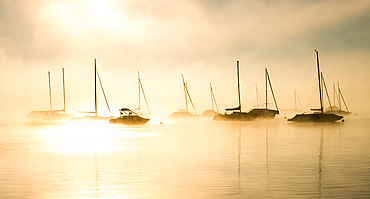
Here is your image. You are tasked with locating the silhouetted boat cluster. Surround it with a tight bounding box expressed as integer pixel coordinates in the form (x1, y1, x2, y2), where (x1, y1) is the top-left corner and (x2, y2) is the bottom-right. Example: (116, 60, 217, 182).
(27, 50, 351, 124)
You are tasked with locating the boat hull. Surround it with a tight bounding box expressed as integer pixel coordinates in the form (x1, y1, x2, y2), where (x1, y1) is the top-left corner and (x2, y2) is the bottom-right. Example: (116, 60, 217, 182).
(325, 110, 351, 116)
(109, 116, 150, 125)
(70, 116, 114, 121)
(168, 111, 199, 119)
(201, 110, 217, 117)
(213, 112, 258, 121)
(248, 108, 279, 120)
(288, 113, 343, 122)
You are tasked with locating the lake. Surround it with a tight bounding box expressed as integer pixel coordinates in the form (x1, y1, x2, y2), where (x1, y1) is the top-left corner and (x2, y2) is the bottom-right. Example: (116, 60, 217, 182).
(1, 117, 369, 198)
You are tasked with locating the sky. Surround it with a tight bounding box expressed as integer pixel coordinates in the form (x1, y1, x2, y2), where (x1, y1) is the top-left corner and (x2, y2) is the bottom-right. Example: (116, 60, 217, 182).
(1, 0, 370, 122)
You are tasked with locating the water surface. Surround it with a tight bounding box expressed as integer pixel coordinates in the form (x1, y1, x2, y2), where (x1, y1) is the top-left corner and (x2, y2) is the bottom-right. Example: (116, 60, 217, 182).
(1, 118, 369, 198)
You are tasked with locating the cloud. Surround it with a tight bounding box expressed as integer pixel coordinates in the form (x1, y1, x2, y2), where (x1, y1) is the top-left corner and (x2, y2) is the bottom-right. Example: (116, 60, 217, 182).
(1, 0, 370, 120)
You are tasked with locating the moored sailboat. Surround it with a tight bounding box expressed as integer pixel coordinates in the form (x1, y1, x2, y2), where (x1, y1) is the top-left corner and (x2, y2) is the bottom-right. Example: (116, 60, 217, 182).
(325, 82, 351, 116)
(248, 68, 279, 119)
(70, 59, 113, 121)
(213, 61, 258, 121)
(168, 74, 199, 118)
(132, 70, 151, 116)
(26, 68, 74, 120)
(288, 50, 343, 122)
(201, 83, 219, 117)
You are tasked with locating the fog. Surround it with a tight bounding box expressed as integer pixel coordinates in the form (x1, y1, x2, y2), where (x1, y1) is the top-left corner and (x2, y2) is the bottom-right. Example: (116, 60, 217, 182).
(1, 0, 370, 123)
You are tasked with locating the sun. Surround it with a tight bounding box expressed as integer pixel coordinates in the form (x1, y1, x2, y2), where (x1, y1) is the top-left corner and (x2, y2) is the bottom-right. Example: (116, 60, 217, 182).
(89, 0, 131, 32)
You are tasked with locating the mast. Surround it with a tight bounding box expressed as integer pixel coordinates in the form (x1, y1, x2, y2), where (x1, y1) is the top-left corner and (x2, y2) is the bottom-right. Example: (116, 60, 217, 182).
(185, 82, 197, 115)
(210, 83, 219, 113)
(265, 68, 268, 109)
(62, 68, 66, 114)
(138, 70, 151, 115)
(237, 61, 241, 111)
(182, 74, 188, 112)
(210, 83, 214, 110)
(138, 70, 141, 112)
(266, 69, 279, 111)
(94, 59, 97, 117)
(48, 71, 52, 112)
(294, 89, 297, 110)
(315, 50, 323, 113)
(338, 82, 341, 110)
(333, 83, 336, 107)
(256, 83, 258, 107)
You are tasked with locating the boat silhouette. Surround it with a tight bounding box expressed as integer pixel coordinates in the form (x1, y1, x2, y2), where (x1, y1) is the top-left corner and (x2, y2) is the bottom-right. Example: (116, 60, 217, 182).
(213, 61, 258, 121)
(288, 50, 343, 122)
(248, 68, 279, 120)
(70, 59, 113, 121)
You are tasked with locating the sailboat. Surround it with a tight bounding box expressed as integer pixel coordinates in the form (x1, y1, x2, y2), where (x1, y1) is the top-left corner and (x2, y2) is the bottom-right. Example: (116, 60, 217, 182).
(168, 74, 199, 118)
(132, 71, 151, 116)
(109, 70, 150, 125)
(248, 68, 279, 119)
(70, 59, 114, 121)
(201, 83, 219, 117)
(26, 68, 74, 120)
(213, 61, 259, 121)
(324, 82, 351, 116)
(288, 50, 343, 122)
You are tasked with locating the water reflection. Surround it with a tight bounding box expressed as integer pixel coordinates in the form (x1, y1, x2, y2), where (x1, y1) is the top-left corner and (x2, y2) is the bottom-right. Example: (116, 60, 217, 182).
(266, 125, 269, 184)
(95, 154, 98, 198)
(1, 119, 370, 198)
(318, 126, 323, 199)
(238, 123, 241, 192)
(39, 121, 154, 154)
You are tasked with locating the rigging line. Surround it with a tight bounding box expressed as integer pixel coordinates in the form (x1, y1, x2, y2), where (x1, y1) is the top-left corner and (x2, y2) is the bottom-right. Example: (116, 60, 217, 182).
(296, 91, 304, 111)
(240, 67, 256, 106)
(299, 55, 316, 103)
(225, 76, 234, 110)
(127, 76, 137, 108)
(210, 83, 220, 113)
(34, 74, 48, 109)
(96, 69, 112, 117)
(185, 82, 197, 115)
(76, 63, 94, 111)
(65, 80, 75, 113)
(218, 69, 234, 110)
(338, 86, 350, 112)
(321, 73, 333, 111)
(139, 79, 151, 114)
(258, 76, 264, 107)
(266, 69, 279, 111)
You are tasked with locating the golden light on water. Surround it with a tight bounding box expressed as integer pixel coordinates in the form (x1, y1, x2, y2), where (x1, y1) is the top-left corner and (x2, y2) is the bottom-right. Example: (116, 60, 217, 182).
(39, 121, 154, 154)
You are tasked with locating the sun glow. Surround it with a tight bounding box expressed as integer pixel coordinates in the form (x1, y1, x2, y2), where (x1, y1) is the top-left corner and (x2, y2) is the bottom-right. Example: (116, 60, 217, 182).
(40, 121, 154, 154)
(88, 0, 133, 32)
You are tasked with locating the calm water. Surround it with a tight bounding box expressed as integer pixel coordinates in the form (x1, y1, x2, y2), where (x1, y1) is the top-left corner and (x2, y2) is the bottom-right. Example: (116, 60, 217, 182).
(1, 117, 370, 198)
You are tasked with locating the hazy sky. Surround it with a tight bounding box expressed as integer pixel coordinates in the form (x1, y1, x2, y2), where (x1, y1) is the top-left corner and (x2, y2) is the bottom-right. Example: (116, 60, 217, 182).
(1, 0, 370, 122)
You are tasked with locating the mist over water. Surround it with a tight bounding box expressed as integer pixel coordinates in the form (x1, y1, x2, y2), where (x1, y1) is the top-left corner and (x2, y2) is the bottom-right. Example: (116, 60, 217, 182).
(1, 1, 370, 197)
(1, 117, 369, 198)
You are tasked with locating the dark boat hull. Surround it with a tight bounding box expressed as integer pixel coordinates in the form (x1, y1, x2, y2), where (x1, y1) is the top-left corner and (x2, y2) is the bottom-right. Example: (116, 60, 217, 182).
(248, 108, 279, 120)
(288, 113, 343, 122)
(213, 112, 258, 121)
(109, 115, 150, 125)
